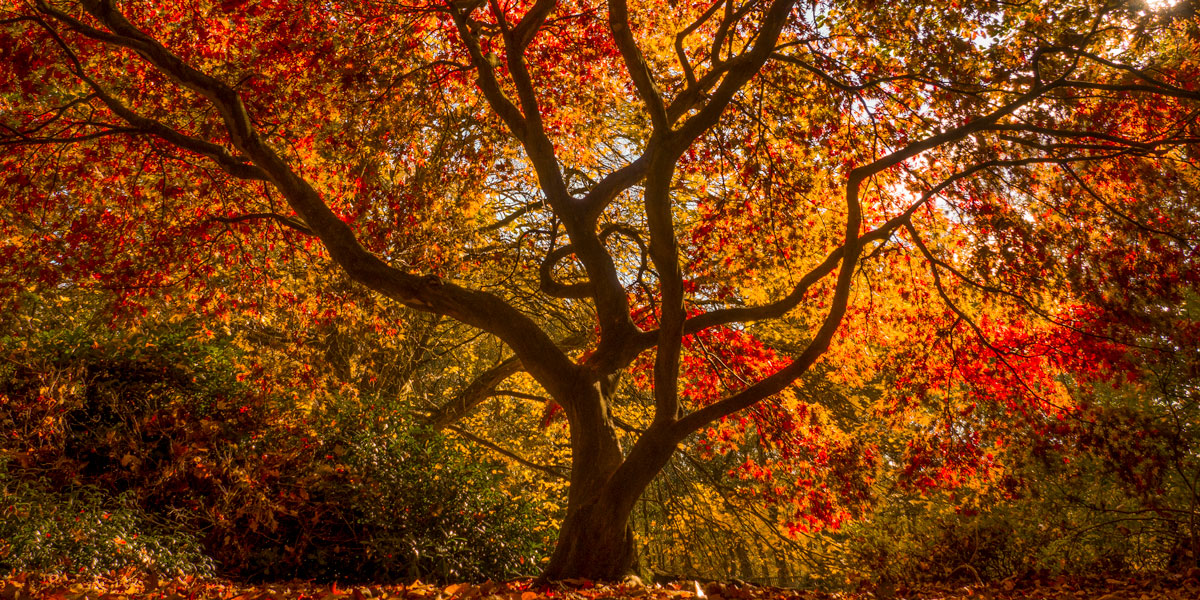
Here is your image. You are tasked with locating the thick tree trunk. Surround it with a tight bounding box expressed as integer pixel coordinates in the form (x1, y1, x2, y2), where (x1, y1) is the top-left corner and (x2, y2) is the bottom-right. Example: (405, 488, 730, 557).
(539, 376, 666, 581)
(540, 496, 639, 580)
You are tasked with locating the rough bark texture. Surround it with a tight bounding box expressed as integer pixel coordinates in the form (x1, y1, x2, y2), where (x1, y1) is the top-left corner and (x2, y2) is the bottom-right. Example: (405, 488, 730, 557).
(539, 378, 642, 580)
(542, 500, 639, 581)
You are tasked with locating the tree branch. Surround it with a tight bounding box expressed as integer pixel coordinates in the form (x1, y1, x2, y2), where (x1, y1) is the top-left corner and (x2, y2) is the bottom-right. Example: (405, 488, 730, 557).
(608, 0, 668, 130)
(447, 424, 569, 480)
(426, 356, 523, 430)
(212, 212, 315, 236)
(43, 0, 583, 400)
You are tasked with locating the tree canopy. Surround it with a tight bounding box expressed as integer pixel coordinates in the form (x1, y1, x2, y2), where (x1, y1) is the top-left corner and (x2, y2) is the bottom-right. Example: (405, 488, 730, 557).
(2, 0, 1200, 581)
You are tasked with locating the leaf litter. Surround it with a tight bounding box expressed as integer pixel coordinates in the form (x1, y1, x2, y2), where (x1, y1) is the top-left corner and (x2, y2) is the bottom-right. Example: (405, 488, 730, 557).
(2, 571, 1200, 600)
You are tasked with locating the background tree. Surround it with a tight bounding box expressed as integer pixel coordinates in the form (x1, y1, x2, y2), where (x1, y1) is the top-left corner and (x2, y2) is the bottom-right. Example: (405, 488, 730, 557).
(3, 0, 1200, 580)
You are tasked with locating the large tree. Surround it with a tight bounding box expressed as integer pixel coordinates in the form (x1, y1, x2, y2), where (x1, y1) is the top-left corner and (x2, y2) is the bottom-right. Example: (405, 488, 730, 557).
(3, 0, 1199, 579)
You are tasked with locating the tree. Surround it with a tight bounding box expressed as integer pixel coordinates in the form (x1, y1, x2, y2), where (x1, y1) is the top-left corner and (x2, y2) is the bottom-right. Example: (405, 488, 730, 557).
(3, 0, 1200, 580)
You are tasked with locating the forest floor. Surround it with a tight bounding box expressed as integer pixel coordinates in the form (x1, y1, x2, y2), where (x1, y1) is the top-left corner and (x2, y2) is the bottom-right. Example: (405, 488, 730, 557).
(2, 572, 1198, 600)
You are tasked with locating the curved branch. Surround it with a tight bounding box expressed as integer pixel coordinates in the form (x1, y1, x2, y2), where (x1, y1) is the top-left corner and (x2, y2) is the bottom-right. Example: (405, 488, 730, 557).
(538, 223, 651, 299)
(1060, 163, 1191, 245)
(669, 157, 1055, 339)
(769, 51, 924, 93)
(663, 168, 864, 443)
(426, 356, 523, 430)
(579, 155, 648, 223)
(43, 0, 582, 400)
(600, 222, 650, 276)
(669, 0, 798, 153)
(988, 123, 1196, 153)
(448, 0, 639, 356)
(445, 3, 528, 139)
(609, 0, 668, 130)
(0, 127, 136, 146)
(30, 11, 267, 180)
(673, 0, 726, 88)
(539, 243, 592, 298)
(447, 424, 569, 480)
(511, 0, 556, 50)
(657, 153, 1132, 440)
(212, 212, 315, 236)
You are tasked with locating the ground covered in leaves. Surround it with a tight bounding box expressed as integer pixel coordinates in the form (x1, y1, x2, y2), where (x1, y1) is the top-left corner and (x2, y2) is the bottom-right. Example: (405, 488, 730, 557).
(2, 572, 1199, 600)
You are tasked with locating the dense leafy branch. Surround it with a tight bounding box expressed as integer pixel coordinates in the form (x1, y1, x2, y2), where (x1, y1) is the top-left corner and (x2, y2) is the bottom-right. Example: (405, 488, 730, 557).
(32, 0, 586, 400)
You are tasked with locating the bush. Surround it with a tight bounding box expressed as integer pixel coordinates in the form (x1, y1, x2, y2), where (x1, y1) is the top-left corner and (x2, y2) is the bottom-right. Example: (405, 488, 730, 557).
(835, 382, 1200, 586)
(0, 461, 214, 577)
(252, 403, 548, 582)
(0, 313, 550, 582)
(835, 496, 1045, 585)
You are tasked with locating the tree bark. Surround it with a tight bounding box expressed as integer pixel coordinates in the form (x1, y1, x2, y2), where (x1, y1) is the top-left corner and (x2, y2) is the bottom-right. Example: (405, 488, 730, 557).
(541, 494, 639, 580)
(539, 376, 667, 581)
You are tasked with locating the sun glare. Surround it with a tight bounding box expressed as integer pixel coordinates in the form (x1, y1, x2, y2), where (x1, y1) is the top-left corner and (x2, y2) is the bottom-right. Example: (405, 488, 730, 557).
(1145, 0, 1181, 11)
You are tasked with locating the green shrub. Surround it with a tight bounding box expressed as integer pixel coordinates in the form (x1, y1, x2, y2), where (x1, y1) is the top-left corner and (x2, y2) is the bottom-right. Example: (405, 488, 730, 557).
(271, 406, 549, 582)
(0, 462, 214, 577)
(835, 495, 1048, 585)
(0, 312, 551, 582)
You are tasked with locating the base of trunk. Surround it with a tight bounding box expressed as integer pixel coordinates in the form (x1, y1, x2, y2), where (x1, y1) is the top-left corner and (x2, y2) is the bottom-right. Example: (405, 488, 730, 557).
(540, 502, 637, 581)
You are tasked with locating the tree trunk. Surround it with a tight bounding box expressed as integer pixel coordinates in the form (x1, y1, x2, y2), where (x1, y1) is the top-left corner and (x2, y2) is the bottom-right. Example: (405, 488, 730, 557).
(540, 495, 639, 580)
(539, 376, 671, 581)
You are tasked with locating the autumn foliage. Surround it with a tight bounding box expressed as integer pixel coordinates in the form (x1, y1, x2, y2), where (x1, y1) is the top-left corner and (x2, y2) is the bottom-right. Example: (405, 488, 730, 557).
(2, 0, 1200, 585)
